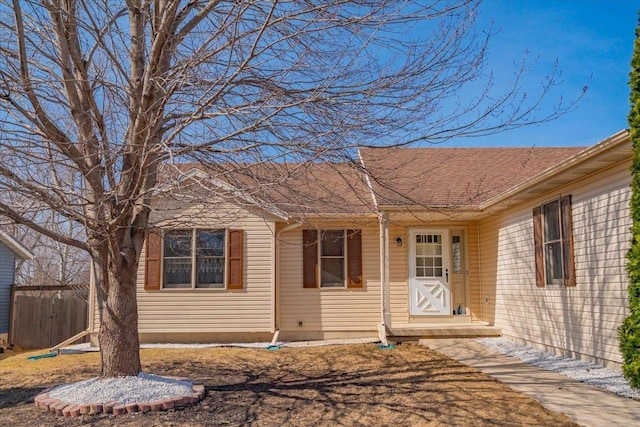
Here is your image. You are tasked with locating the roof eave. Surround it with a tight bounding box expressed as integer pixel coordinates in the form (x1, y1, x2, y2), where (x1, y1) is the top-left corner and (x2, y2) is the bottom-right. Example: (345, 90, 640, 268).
(479, 129, 631, 211)
(155, 168, 289, 221)
(288, 212, 380, 220)
(0, 230, 34, 260)
(376, 204, 482, 212)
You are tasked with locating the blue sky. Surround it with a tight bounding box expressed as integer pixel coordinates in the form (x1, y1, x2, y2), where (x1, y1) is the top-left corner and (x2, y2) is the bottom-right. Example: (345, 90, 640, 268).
(442, 0, 638, 147)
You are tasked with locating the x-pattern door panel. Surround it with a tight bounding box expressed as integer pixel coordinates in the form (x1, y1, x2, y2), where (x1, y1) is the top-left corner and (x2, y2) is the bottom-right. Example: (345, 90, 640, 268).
(409, 229, 450, 316)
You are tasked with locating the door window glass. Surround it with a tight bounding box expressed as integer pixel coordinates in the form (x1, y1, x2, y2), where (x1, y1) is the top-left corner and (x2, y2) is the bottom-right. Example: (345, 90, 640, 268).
(415, 234, 443, 277)
(452, 235, 461, 274)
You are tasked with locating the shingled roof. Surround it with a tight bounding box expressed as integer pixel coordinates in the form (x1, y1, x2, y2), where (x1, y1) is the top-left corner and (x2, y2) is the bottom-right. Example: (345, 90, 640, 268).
(223, 162, 376, 215)
(162, 145, 588, 217)
(359, 146, 584, 208)
(163, 161, 376, 216)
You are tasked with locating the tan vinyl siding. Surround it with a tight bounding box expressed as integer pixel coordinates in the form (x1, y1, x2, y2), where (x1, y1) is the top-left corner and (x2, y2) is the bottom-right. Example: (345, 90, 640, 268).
(466, 222, 482, 321)
(388, 224, 408, 325)
(93, 199, 278, 337)
(278, 221, 380, 333)
(479, 162, 631, 367)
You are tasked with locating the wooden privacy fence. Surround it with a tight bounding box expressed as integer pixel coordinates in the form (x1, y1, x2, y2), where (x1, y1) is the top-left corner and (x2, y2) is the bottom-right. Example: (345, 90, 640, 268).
(9, 285, 88, 349)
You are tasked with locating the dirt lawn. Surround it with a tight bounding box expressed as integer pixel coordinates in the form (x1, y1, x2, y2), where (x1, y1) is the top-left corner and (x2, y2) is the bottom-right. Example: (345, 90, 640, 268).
(0, 342, 577, 426)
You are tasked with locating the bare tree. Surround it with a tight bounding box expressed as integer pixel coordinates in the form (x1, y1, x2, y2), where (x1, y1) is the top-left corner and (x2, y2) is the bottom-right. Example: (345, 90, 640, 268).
(0, 0, 579, 377)
(1, 215, 89, 288)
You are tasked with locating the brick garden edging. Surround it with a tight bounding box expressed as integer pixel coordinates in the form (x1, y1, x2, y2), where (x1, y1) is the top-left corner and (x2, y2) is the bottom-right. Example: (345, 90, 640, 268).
(33, 379, 205, 417)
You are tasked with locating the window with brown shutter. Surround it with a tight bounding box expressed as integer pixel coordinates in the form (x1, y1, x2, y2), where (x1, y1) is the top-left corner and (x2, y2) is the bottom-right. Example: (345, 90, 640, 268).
(533, 196, 575, 287)
(533, 207, 544, 287)
(347, 230, 363, 288)
(145, 231, 162, 291)
(153, 228, 243, 290)
(302, 229, 318, 288)
(560, 195, 576, 287)
(227, 229, 244, 290)
(303, 229, 363, 289)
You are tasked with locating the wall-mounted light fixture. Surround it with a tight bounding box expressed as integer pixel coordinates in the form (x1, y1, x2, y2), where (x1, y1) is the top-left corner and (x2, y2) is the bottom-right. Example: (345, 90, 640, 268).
(396, 237, 403, 247)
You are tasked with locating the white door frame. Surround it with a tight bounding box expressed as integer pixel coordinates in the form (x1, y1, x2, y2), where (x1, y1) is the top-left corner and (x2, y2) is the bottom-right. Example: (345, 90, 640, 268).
(408, 228, 451, 316)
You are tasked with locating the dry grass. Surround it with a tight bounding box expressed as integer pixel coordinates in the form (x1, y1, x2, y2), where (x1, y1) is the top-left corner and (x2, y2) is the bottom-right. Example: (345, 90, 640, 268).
(0, 343, 578, 426)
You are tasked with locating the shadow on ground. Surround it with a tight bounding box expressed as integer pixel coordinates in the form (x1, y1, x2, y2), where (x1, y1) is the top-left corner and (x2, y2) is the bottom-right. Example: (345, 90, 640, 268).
(0, 343, 577, 426)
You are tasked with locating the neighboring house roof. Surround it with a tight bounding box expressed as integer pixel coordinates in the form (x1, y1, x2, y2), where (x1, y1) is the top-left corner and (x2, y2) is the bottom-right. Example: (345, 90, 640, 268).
(0, 230, 33, 260)
(359, 146, 584, 209)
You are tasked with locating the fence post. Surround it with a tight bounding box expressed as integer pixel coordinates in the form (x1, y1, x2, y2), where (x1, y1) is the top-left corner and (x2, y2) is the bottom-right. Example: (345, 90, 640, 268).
(8, 284, 15, 344)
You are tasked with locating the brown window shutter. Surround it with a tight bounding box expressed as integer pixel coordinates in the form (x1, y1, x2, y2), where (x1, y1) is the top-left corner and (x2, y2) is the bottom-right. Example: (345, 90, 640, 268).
(347, 229, 363, 288)
(145, 231, 162, 291)
(560, 195, 576, 287)
(532, 207, 545, 287)
(302, 230, 318, 288)
(227, 229, 244, 289)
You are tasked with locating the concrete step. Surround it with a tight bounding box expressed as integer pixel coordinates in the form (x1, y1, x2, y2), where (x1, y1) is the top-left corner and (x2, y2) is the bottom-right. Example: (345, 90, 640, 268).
(389, 324, 502, 338)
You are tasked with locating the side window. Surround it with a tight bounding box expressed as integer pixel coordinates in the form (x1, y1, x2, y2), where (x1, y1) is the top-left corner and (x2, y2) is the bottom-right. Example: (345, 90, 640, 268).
(320, 230, 346, 288)
(303, 229, 362, 289)
(452, 235, 462, 274)
(533, 196, 575, 287)
(543, 200, 563, 285)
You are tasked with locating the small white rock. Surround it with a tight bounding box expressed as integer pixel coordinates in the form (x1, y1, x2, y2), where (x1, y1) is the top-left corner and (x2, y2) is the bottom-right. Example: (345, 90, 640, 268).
(476, 337, 640, 400)
(48, 372, 193, 405)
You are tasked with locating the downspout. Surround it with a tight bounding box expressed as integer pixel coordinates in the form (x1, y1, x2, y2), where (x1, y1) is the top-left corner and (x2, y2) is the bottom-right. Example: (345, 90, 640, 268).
(88, 260, 97, 345)
(271, 221, 303, 347)
(358, 148, 391, 345)
(378, 211, 390, 346)
(476, 220, 483, 322)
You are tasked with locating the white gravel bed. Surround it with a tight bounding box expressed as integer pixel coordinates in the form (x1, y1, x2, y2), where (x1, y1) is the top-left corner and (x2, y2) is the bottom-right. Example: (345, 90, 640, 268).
(476, 337, 640, 400)
(48, 372, 193, 405)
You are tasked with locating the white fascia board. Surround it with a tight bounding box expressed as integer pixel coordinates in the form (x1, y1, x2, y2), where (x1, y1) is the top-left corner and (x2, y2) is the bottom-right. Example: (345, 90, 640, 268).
(479, 129, 630, 210)
(0, 229, 34, 260)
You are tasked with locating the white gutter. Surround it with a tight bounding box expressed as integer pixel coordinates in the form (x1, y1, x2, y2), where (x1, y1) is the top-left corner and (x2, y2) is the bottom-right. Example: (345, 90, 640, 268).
(479, 129, 630, 211)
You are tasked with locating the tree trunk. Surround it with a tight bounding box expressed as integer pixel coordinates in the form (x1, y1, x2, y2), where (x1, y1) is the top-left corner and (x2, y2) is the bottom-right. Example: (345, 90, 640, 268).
(96, 258, 141, 377)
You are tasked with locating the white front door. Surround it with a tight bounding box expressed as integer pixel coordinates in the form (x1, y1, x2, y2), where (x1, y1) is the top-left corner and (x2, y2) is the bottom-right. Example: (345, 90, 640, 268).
(409, 229, 451, 316)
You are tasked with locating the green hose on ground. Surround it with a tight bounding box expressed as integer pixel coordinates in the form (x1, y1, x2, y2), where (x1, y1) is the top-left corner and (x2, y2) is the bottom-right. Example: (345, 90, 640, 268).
(27, 351, 57, 360)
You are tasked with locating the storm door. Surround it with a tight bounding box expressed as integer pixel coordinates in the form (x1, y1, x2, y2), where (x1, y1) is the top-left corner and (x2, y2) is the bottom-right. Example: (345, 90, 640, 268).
(409, 229, 451, 316)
